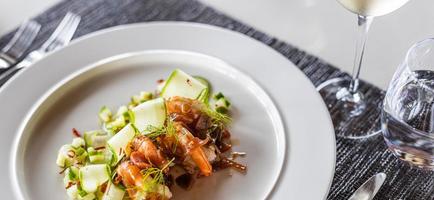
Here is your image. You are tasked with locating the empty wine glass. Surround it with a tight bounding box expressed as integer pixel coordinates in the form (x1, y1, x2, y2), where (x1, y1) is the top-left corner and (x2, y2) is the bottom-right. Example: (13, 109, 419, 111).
(382, 38, 434, 170)
(317, 0, 410, 139)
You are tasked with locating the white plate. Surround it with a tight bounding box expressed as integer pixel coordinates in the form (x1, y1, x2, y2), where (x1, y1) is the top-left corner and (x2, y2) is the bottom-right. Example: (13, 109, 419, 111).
(0, 22, 335, 200)
(12, 50, 285, 200)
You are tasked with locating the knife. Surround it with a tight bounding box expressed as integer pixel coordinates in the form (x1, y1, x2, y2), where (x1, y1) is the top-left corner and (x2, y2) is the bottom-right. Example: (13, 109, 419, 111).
(348, 173, 387, 200)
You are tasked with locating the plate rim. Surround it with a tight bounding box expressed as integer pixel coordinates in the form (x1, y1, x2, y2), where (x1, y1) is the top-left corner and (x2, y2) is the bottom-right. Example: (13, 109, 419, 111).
(0, 21, 336, 200)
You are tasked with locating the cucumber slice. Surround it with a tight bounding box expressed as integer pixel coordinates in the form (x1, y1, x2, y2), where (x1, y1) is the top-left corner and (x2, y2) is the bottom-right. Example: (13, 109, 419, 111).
(194, 76, 211, 104)
(132, 97, 166, 132)
(139, 91, 153, 102)
(215, 98, 231, 107)
(56, 145, 73, 167)
(161, 69, 207, 99)
(157, 80, 166, 93)
(213, 92, 225, 100)
(79, 193, 96, 200)
(115, 106, 128, 117)
(99, 106, 112, 123)
(71, 137, 85, 148)
(107, 123, 136, 164)
(79, 164, 110, 193)
(212, 92, 231, 114)
(66, 184, 79, 199)
(193, 76, 210, 88)
(102, 182, 125, 200)
(89, 154, 106, 164)
(84, 130, 109, 148)
(67, 186, 97, 200)
(63, 166, 79, 187)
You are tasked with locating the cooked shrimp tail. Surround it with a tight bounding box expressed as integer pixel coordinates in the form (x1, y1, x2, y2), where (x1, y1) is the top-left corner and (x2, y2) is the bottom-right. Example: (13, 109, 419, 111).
(175, 123, 212, 176)
(132, 136, 168, 169)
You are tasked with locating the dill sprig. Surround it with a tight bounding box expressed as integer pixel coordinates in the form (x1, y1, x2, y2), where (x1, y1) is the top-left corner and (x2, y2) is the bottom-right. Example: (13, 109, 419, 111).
(142, 119, 179, 153)
(202, 105, 232, 125)
(166, 119, 179, 152)
(140, 158, 174, 193)
(143, 125, 166, 139)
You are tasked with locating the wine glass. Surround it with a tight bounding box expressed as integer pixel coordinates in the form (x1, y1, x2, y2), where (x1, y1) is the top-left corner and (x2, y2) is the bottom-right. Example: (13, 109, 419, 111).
(317, 0, 410, 139)
(382, 38, 434, 169)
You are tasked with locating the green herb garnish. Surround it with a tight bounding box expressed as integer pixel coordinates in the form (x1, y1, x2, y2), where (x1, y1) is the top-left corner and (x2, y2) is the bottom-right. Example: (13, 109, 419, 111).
(202, 105, 231, 125)
(143, 119, 179, 153)
(140, 158, 174, 193)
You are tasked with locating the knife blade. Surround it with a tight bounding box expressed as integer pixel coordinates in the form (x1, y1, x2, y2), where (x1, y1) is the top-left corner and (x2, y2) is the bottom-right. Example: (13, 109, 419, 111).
(348, 173, 387, 200)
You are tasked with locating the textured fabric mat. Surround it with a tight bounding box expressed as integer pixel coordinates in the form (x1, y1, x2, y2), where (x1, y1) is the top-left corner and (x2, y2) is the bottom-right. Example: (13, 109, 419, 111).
(1, 0, 433, 199)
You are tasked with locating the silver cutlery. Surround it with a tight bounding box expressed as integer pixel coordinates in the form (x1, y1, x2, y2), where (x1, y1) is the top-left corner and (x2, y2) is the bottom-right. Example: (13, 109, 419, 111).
(349, 173, 387, 200)
(0, 12, 81, 84)
(0, 20, 41, 69)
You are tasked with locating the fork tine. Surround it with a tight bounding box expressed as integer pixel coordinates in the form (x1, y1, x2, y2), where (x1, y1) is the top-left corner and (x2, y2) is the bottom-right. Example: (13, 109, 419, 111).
(40, 12, 81, 52)
(2, 20, 41, 58)
(55, 13, 81, 47)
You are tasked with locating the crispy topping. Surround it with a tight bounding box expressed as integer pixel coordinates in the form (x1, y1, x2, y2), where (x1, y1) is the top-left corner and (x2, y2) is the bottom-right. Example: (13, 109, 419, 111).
(67, 150, 75, 158)
(94, 146, 106, 150)
(186, 79, 192, 86)
(65, 181, 75, 189)
(72, 128, 81, 137)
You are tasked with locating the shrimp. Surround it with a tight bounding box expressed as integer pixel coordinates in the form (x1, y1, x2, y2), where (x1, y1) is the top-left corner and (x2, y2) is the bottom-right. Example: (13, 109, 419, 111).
(132, 136, 168, 169)
(130, 151, 152, 170)
(174, 123, 212, 176)
(164, 97, 213, 176)
(117, 161, 143, 188)
(117, 161, 172, 200)
(165, 96, 203, 126)
(117, 161, 144, 198)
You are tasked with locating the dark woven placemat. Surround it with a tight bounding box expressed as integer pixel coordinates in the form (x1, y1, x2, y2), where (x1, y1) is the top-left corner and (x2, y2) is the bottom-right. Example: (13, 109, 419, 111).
(1, 0, 433, 199)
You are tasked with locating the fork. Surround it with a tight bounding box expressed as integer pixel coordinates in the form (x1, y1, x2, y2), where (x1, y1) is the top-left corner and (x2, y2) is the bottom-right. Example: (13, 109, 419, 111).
(0, 12, 81, 84)
(0, 20, 41, 69)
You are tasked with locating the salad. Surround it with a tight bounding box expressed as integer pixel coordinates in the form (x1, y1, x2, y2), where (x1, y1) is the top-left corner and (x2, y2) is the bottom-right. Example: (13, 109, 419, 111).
(56, 69, 247, 200)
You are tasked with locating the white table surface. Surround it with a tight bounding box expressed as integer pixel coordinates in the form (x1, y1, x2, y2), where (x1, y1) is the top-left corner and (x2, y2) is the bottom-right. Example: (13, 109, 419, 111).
(0, 0, 433, 89)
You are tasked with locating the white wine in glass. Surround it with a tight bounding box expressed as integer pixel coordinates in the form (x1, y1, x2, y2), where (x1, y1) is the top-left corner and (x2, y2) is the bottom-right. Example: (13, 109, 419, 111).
(317, 0, 409, 138)
(338, 0, 409, 16)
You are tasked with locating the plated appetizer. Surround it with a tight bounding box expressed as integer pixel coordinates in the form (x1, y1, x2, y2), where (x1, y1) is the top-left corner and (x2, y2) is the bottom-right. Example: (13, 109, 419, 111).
(56, 69, 246, 200)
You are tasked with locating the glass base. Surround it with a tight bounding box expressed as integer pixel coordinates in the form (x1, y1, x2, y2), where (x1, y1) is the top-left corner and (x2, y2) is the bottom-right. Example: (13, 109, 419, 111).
(317, 77, 381, 139)
(386, 142, 434, 170)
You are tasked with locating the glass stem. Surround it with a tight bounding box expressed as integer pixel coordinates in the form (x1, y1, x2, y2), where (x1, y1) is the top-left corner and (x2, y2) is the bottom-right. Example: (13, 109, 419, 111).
(349, 15, 374, 93)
